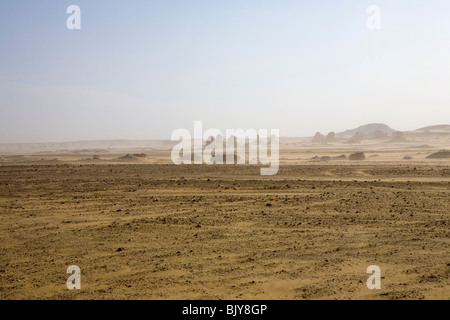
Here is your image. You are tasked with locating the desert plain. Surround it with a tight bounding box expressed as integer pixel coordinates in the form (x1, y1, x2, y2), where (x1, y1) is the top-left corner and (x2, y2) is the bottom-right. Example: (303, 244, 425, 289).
(0, 134, 449, 300)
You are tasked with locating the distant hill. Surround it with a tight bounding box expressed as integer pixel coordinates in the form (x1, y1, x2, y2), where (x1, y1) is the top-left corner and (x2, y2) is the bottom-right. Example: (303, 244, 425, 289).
(0, 140, 172, 153)
(414, 125, 450, 132)
(337, 123, 396, 136)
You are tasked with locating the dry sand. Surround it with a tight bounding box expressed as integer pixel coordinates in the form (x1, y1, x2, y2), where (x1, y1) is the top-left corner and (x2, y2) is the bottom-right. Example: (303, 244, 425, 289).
(0, 146, 449, 299)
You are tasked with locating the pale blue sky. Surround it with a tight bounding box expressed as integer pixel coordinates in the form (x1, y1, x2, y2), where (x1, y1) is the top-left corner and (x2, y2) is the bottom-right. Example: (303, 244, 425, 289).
(1, 1, 449, 143)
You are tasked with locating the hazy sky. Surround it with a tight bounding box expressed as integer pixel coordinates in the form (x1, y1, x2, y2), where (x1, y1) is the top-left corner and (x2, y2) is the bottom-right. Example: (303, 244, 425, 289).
(1, 0, 449, 143)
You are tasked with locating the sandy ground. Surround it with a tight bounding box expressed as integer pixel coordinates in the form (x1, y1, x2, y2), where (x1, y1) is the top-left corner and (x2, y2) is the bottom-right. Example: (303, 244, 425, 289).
(0, 156, 448, 300)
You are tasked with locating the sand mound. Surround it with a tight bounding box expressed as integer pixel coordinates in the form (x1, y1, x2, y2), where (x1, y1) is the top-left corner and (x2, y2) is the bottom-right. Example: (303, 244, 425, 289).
(426, 150, 450, 159)
(115, 153, 147, 161)
(118, 154, 136, 160)
(132, 153, 147, 158)
(349, 152, 365, 160)
(312, 154, 346, 161)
